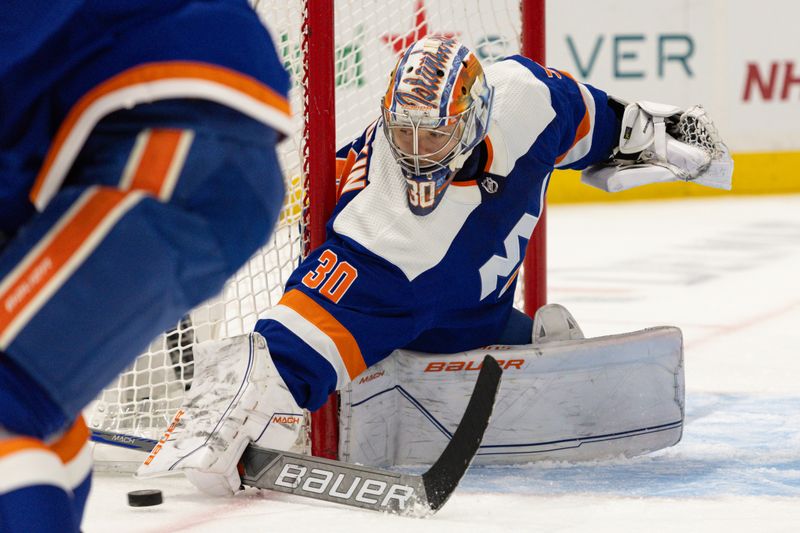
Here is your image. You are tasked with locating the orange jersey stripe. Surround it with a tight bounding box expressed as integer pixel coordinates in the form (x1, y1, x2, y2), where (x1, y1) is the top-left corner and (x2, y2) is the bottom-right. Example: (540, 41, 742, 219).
(555, 72, 592, 165)
(279, 289, 367, 380)
(555, 107, 591, 164)
(0, 189, 129, 344)
(30, 61, 290, 207)
(335, 149, 358, 199)
(500, 265, 521, 296)
(483, 135, 494, 172)
(122, 129, 192, 200)
(48, 417, 90, 464)
(0, 437, 48, 458)
(0, 436, 72, 494)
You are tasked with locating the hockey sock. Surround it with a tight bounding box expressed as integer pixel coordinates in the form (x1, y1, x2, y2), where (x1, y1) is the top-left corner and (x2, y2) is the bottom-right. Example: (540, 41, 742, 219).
(48, 417, 94, 526)
(0, 436, 81, 533)
(0, 354, 67, 438)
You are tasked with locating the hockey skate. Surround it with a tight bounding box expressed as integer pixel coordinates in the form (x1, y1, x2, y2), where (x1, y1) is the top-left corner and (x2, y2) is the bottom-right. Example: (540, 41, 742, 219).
(136, 332, 307, 495)
(532, 303, 585, 343)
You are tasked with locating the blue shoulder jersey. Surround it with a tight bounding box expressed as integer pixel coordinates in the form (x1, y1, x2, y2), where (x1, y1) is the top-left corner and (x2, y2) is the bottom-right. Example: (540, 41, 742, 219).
(0, 0, 291, 239)
(258, 56, 621, 411)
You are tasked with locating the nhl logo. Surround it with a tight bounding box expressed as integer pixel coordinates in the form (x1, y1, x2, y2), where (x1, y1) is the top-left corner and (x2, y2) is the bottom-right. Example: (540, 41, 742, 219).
(481, 176, 499, 194)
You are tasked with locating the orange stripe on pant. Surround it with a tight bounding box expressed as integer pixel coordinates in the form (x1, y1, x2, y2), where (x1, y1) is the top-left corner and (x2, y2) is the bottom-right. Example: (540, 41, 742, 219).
(122, 129, 193, 200)
(278, 289, 367, 380)
(0, 188, 132, 346)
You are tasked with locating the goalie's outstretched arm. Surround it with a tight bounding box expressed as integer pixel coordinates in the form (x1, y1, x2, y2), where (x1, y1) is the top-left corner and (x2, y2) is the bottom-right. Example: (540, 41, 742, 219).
(504, 57, 733, 193)
(495, 56, 623, 173)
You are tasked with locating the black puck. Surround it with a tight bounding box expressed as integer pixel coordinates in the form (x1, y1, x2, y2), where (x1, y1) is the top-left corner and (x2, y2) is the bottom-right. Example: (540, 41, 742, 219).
(127, 489, 163, 507)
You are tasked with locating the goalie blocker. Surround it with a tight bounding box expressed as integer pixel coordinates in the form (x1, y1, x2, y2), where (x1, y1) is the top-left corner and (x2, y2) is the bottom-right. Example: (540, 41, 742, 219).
(339, 311, 684, 467)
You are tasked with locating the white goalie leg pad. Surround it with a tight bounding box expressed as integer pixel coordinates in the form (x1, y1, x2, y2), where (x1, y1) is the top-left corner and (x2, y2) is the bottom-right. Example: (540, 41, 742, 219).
(136, 332, 306, 495)
(582, 101, 733, 192)
(339, 322, 684, 467)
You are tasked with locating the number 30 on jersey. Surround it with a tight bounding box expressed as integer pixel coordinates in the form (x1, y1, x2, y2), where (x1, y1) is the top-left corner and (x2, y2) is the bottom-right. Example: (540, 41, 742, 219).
(407, 180, 436, 208)
(301, 249, 358, 303)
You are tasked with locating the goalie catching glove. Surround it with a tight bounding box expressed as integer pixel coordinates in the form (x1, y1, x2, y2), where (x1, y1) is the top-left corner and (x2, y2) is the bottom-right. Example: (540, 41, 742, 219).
(582, 100, 733, 192)
(136, 332, 307, 496)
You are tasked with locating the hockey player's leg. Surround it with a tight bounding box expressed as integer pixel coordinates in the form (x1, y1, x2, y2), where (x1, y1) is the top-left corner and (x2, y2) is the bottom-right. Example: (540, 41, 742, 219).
(137, 332, 305, 495)
(48, 417, 94, 527)
(341, 314, 684, 467)
(0, 387, 91, 533)
(496, 307, 533, 344)
(0, 432, 79, 533)
(0, 109, 285, 420)
(0, 105, 284, 524)
(1, 357, 93, 531)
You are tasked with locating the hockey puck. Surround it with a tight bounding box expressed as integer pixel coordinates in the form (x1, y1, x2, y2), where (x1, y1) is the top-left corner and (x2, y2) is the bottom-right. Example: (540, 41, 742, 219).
(127, 489, 163, 507)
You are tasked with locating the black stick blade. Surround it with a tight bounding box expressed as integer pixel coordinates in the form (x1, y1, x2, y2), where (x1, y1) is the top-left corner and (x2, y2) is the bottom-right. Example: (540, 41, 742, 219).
(422, 354, 502, 511)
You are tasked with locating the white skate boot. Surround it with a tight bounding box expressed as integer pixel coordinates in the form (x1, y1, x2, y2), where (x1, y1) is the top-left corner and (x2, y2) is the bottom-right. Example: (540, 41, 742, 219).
(532, 303, 585, 344)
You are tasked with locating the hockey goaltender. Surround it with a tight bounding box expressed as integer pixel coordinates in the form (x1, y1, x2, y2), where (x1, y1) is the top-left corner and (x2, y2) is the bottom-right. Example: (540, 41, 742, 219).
(139, 36, 731, 499)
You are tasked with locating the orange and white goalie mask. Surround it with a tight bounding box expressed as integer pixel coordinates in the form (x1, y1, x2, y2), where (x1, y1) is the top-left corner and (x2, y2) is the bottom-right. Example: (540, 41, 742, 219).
(381, 37, 494, 215)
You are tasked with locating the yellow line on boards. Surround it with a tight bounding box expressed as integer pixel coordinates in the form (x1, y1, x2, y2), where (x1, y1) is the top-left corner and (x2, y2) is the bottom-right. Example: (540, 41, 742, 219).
(547, 151, 800, 204)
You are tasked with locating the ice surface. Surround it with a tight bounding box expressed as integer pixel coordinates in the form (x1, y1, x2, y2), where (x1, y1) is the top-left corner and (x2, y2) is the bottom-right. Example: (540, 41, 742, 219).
(83, 195, 800, 532)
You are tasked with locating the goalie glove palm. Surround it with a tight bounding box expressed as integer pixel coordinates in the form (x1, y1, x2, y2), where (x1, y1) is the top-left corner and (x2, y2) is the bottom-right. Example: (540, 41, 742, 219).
(582, 101, 733, 192)
(135, 333, 306, 496)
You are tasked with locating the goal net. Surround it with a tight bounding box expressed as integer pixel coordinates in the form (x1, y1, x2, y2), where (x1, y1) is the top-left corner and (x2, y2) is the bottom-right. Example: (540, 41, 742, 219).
(85, 0, 543, 463)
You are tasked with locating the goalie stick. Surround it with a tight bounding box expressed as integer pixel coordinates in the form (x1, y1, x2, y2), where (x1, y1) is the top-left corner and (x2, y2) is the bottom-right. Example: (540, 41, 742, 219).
(90, 354, 502, 517)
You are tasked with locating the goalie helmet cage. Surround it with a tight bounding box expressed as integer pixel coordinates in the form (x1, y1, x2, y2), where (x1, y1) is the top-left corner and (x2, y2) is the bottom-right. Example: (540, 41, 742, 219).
(85, 0, 545, 463)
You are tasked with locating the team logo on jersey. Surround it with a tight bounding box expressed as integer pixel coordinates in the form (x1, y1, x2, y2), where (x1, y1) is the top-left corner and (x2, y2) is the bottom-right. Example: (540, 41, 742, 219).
(480, 175, 499, 194)
(478, 173, 506, 197)
(478, 213, 538, 300)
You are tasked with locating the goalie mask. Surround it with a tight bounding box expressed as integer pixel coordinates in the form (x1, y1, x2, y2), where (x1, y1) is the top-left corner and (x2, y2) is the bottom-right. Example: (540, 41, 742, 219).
(381, 37, 494, 215)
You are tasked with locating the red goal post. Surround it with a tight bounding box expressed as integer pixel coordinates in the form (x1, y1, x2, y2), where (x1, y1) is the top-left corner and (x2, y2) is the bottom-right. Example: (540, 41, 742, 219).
(85, 0, 545, 465)
(301, 0, 547, 459)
